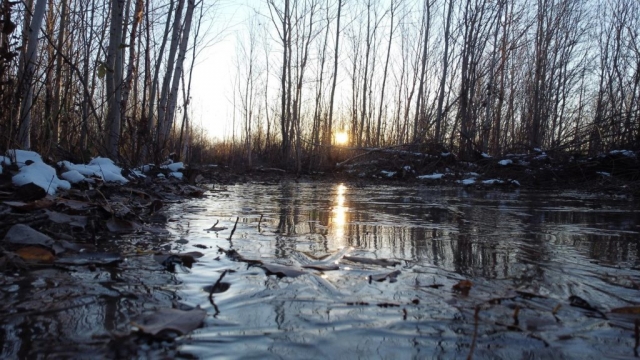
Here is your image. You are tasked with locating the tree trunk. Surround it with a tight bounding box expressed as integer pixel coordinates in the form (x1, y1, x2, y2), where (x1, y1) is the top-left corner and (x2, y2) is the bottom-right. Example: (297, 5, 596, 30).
(105, 0, 125, 159)
(17, 0, 46, 149)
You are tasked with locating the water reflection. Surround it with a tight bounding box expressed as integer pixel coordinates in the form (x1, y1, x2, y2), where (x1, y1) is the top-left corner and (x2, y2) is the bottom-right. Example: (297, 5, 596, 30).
(205, 183, 640, 277)
(172, 184, 640, 359)
(330, 184, 348, 248)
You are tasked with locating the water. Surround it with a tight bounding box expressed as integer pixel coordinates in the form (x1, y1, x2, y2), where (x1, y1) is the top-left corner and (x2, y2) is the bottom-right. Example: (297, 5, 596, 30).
(166, 182, 640, 359)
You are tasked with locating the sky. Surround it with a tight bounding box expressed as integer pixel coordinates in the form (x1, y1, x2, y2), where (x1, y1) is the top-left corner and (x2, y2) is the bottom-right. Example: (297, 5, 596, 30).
(189, 0, 254, 141)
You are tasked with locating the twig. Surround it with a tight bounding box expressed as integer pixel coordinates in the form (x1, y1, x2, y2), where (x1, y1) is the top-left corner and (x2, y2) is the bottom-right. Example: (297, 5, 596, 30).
(208, 269, 229, 317)
(258, 214, 263, 232)
(635, 319, 639, 357)
(467, 306, 480, 360)
(227, 217, 239, 241)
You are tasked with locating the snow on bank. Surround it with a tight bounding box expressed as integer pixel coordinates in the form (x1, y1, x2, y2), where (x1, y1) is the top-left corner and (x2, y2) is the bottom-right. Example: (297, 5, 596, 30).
(417, 173, 444, 180)
(58, 157, 128, 184)
(5, 150, 71, 195)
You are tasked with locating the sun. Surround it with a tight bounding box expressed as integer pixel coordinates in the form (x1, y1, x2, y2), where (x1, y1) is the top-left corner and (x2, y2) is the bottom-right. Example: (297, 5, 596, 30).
(335, 131, 348, 145)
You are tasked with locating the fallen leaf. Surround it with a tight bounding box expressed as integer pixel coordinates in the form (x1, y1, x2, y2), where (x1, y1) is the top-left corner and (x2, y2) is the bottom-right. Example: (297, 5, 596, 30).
(203, 282, 230, 294)
(3, 197, 55, 211)
(106, 218, 141, 233)
(56, 198, 94, 211)
(4, 224, 55, 248)
(45, 210, 88, 228)
(453, 280, 473, 295)
(259, 263, 306, 278)
(16, 246, 54, 263)
(55, 252, 123, 266)
(610, 306, 640, 314)
(205, 226, 228, 232)
(301, 264, 340, 271)
(132, 308, 206, 337)
(568, 295, 597, 311)
(342, 256, 401, 267)
(369, 270, 401, 283)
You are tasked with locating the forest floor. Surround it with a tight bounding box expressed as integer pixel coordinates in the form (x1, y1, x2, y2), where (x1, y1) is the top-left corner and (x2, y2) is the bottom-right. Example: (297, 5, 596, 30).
(0, 148, 638, 358)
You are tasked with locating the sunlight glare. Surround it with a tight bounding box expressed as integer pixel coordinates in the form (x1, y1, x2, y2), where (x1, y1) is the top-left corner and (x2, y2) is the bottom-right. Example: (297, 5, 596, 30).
(335, 132, 349, 145)
(331, 184, 348, 247)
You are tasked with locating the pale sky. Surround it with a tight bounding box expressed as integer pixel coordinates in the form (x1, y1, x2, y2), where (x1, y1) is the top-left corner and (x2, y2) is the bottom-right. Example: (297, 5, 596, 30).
(189, 0, 256, 141)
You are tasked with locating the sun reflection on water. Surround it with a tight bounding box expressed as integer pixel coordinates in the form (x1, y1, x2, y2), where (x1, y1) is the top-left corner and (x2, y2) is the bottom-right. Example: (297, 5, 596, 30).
(331, 184, 348, 247)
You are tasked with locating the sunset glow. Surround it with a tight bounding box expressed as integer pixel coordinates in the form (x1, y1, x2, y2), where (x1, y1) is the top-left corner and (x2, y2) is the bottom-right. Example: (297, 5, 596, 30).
(335, 132, 349, 145)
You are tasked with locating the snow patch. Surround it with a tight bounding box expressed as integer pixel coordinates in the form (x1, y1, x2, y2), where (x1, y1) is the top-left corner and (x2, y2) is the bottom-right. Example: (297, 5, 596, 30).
(596, 171, 611, 177)
(12, 162, 71, 195)
(61, 170, 86, 184)
(59, 157, 128, 184)
(167, 162, 184, 172)
(482, 179, 504, 185)
(5, 149, 42, 168)
(498, 159, 512, 166)
(441, 152, 451, 157)
(169, 172, 183, 180)
(481, 153, 492, 158)
(380, 170, 396, 178)
(417, 173, 444, 180)
(458, 178, 476, 185)
(610, 150, 636, 158)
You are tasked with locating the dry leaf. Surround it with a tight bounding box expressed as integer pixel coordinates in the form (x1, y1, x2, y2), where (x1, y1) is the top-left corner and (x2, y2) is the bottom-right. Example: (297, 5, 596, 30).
(610, 306, 640, 314)
(301, 264, 340, 271)
(16, 246, 54, 263)
(56, 198, 93, 211)
(132, 308, 206, 337)
(4, 197, 55, 211)
(453, 280, 473, 295)
(106, 218, 141, 233)
(259, 263, 306, 278)
(45, 210, 88, 228)
(342, 256, 401, 267)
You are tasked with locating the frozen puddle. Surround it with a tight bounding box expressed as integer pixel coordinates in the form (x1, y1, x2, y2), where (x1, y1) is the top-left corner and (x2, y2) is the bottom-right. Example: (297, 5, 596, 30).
(166, 182, 640, 359)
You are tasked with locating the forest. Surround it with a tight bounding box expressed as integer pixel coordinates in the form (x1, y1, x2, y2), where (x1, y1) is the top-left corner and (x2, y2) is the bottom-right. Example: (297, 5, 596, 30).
(0, 0, 639, 171)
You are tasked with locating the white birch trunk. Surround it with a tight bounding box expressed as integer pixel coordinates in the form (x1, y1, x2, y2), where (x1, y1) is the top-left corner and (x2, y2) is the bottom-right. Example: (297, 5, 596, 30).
(17, 0, 47, 149)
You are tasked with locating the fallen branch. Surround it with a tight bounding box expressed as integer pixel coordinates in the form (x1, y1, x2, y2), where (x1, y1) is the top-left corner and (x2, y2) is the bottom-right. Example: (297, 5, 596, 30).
(227, 217, 239, 241)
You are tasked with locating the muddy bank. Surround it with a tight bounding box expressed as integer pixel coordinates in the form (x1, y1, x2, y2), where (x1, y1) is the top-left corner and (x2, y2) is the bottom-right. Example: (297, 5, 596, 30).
(200, 148, 640, 196)
(0, 168, 209, 359)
